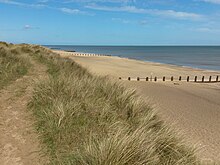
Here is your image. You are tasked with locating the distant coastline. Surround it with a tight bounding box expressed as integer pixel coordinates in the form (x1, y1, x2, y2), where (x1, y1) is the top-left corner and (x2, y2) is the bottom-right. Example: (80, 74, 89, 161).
(47, 45, 220, 71)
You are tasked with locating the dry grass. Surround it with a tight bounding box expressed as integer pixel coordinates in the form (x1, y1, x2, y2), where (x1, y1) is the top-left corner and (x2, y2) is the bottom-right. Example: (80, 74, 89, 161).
(27, 46, 201, 165)
(0, 42, 30, 89)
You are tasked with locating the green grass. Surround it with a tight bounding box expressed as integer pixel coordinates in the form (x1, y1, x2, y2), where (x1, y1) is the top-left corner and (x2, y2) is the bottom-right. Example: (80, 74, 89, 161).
(0, 42, 30, 89)
(28, 46, 200, 165)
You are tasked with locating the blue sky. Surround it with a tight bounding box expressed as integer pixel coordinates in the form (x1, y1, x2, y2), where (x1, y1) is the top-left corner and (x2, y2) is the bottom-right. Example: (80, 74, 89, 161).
(0, 0, 220, 45)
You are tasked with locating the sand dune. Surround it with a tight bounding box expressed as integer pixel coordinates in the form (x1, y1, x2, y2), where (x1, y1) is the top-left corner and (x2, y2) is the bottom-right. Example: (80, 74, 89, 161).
(56, 50, 220, 162)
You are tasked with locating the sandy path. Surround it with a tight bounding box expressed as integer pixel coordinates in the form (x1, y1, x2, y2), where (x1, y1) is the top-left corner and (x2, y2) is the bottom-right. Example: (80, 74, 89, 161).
(0, 59, 48, 165)
(57, 52, 220, 162)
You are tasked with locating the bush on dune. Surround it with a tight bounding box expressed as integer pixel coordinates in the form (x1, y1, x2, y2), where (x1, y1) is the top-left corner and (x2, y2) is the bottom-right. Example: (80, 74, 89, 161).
(28, 48, 200, 165)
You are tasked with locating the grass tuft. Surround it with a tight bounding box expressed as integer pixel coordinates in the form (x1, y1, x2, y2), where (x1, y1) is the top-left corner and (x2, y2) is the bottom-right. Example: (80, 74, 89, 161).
(0, 43, 31, 89)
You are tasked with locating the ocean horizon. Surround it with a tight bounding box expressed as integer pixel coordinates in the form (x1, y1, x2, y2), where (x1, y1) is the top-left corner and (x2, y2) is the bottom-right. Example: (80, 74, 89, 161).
(45, 45, 220, 71)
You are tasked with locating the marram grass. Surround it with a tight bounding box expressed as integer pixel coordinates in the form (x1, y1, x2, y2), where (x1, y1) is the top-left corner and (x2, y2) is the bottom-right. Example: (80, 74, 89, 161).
(27, 45, 201, 165)
(0, 42, 30, 89)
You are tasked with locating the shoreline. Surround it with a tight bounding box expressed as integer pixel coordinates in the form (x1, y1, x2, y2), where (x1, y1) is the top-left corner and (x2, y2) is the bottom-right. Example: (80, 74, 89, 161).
(50, 46, 220, 72)
(53, 49, 220, 76)
(143, 59, 220, 73)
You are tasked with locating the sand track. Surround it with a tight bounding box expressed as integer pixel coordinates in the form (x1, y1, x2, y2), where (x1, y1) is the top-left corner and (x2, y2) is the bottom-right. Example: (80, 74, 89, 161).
(0, 58, 47, 165)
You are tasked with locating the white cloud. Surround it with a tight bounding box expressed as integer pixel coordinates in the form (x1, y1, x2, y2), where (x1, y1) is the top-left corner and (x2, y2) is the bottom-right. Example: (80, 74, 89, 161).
(60, 8, 82, 14)
(200, 0, 220, 4)
(0, 0, 205, 20)
(23, 25, 39, 30)
(38, 0, 49, 2)
(152, 9, 203, 20)
(111, 18, 132, 24)
(86, 5, 204, 20)
(0, 0, 46, 8)
(0, 0, 22, 5)
(0, 0, 87, 15)
(111, 18, 150, 25)
(59, 7, 92, 15)
(195, 27, 220, 33)
(0, 24, 39, 31)
(64, 0, 134, 3)
(24, 25, 32, 29)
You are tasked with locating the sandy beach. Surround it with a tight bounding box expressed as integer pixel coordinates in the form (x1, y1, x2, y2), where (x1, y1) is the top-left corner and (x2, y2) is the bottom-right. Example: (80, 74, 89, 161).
(55, 50, 220, 162)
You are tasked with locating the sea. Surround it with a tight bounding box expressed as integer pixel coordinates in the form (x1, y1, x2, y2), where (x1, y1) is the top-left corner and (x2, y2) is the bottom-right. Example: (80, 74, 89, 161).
(45, 46, 220, 71)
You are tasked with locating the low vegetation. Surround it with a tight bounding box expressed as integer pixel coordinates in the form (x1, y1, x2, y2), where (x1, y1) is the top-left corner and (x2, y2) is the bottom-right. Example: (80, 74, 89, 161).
(0, 42, 30, 89)
(26, 45, 200, 164)
(0, 42, 201, 164)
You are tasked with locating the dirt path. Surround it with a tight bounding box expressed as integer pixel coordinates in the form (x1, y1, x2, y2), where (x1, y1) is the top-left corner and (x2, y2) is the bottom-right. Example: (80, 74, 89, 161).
(0, 58, 48, 165)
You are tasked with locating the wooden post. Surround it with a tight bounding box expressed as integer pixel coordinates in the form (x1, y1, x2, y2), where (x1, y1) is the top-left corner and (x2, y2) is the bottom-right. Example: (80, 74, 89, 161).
(146, 77, 149, 81)
(154, 77, 157, 82)
(171, 76, 174, 81)
(163, 76, 165, 81)
(194, 76, 197, 82)
(179, 76, 182, 81)
(202, 76, 205, 82)
(216, 76, 219, 82)
(128, 77, 131, 81)
(209, 76, 212, 82)
(187, 76, 190, 82)
(137, 77, 140, 81)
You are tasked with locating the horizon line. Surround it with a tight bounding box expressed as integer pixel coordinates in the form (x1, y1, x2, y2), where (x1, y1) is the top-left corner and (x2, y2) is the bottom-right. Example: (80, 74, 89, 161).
(43, 44, 220, 47)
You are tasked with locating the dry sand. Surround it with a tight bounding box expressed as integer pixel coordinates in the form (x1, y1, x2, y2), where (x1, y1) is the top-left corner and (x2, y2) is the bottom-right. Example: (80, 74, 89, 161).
(55, 50, 220, 162)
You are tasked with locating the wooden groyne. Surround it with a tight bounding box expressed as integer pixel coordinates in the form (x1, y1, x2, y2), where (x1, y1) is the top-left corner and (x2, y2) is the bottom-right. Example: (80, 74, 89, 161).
(119, 75, 220, 83)
(61, 51, 111, 57)
(73, 53, 111, 57)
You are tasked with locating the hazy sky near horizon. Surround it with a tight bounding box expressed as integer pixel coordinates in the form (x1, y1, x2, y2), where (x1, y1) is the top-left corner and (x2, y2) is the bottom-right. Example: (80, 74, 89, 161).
(1, 0, 220, 45)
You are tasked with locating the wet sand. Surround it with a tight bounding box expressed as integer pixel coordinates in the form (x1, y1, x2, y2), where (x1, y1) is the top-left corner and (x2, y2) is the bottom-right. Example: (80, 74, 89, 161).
(55, 50, 220, 162)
